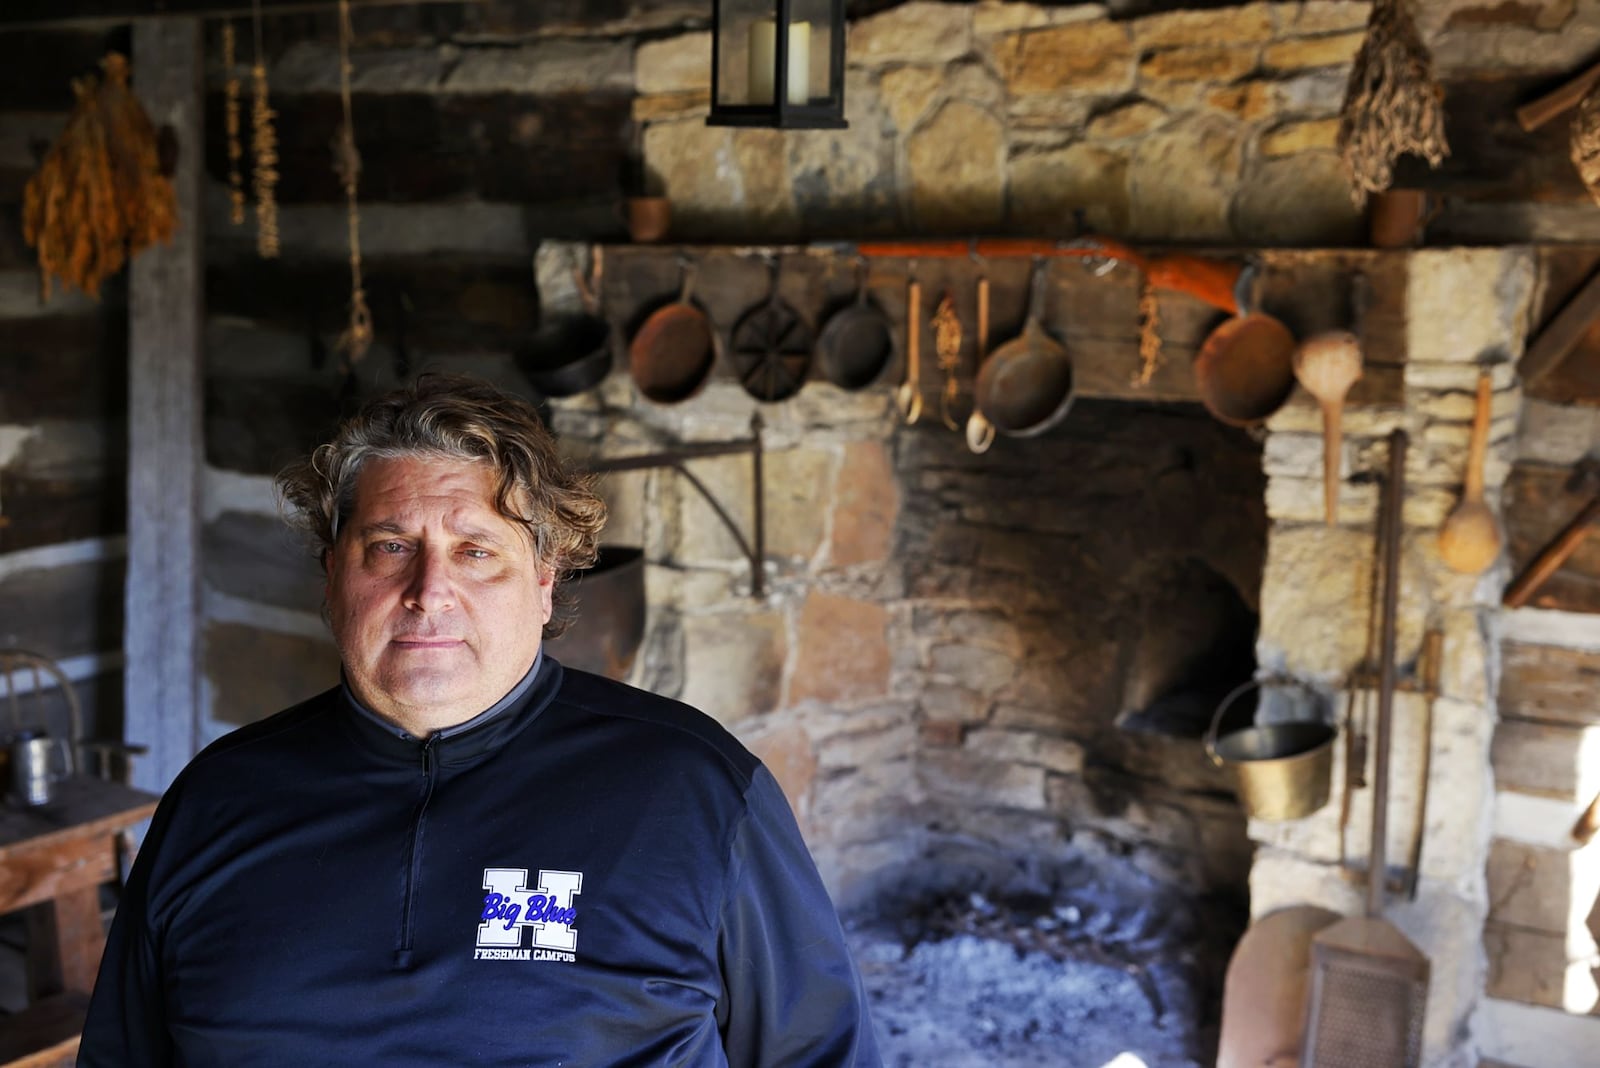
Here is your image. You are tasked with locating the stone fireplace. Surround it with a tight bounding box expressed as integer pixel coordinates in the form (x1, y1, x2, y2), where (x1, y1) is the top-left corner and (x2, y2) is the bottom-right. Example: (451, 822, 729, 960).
(9, 2, 1600, 1065)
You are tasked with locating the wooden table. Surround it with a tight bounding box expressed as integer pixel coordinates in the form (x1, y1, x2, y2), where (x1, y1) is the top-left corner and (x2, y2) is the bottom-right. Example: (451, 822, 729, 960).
(0, 777, 160, 1067)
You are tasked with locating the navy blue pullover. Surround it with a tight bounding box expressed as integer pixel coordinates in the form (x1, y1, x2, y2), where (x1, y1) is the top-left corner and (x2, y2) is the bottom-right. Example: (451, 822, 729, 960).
(79, 657, 881, 1066)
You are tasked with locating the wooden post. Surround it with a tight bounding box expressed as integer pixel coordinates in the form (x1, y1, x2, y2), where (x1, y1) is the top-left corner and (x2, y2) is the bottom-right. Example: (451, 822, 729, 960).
(126, 19, 204, 795)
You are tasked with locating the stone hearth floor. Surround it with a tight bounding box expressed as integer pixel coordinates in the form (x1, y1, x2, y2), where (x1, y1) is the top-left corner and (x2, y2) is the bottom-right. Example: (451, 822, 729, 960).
(845, 863, 1242, 1067)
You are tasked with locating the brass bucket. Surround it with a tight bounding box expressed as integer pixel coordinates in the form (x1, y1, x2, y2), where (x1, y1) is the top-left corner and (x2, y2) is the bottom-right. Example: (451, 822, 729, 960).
(1205, 679, 1336, 822)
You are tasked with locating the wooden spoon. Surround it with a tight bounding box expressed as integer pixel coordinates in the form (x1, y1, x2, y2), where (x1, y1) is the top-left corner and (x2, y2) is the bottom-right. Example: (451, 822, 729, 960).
(1439, 369, 1504, 574)
(1293, 331, 1364, 525)
(965, 275, 995, 453)
(897, 277, 923, 424)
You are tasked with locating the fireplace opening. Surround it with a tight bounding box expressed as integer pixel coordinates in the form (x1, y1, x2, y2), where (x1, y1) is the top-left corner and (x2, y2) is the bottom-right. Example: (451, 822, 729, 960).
(867, 397, 1269, 1065)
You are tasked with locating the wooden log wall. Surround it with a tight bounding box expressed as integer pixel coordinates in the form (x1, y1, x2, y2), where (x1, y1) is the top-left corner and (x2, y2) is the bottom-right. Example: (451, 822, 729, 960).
(0, 27, 132, 750)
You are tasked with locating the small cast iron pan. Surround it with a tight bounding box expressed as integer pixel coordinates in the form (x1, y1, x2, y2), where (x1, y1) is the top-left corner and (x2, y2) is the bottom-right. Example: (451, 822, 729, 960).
(628, 261, 719, 405)
(815, 261, 893, 391)
(729, 256, 814, 403)
(974, 260, 1074, 438)
(520, 249, 611, 398)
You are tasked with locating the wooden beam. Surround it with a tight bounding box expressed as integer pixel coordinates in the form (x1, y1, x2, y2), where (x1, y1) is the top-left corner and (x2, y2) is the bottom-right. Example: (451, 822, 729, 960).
(0, 0, 483, 32)
(126, 18, 203, 795)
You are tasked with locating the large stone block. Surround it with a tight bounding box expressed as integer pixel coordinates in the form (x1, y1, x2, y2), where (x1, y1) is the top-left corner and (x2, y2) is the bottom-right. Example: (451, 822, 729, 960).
(993, 22, 1135, 97)
(880, 65, 945, 135)
(1406, 249, 1538, 367)
(1085, 100, 1168, 141)
(1273, 1, 1372, 36)
(1127, 117, 1241, 241)
(635, 31, 711, 95)
(678, 609, 787, 725)
(851, 1, 972, 66)
(1484, 921, 1590, 1013)
(965, 728, 1085, 775)
(921, 748, 1048, 810)
(205, 621, 340, 727)
(1261, 31, 1367, 71)
(1009, 142, 1130, 234)
(829, 440, 897, 568)
(791, 591, 890, 705)
(1231, 151, 1364, 245)
(1138, 45, 1259, 85)
(674, 445, 833, 566)
(907, 100, 1006, 232)
(1133, 3, 1275, 47)
(1487, 839, 1576, 934)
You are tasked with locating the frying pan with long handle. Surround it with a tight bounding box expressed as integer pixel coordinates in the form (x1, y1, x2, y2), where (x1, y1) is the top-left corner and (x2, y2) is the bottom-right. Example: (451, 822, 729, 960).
(974, 259, 1074, 438)
(816, 259, 894, 391)
(628, 260, 719, 406)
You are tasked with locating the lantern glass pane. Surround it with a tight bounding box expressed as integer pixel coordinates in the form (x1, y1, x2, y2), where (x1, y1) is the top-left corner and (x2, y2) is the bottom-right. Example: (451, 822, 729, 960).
(790, 0, 835, 107)
(715, 0, 777, 108)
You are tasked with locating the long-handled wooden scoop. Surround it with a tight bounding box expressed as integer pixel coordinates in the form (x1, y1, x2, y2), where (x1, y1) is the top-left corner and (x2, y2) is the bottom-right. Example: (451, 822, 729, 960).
(1438, 369, 1504, 574)
(1293, 332, 1364, 525)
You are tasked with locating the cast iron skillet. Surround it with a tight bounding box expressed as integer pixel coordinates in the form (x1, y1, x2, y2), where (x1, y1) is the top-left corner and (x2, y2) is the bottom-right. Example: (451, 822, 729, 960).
(816, 261, 894, 391)
(628, 261, 719, 405)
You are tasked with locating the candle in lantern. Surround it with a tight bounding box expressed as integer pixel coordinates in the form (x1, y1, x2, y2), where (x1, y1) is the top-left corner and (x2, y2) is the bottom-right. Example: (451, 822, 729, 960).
(747, 19, 810, 106)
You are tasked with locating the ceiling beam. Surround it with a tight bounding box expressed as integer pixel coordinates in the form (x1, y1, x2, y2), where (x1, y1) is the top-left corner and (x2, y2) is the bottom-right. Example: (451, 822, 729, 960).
(0, 0, 483, 32)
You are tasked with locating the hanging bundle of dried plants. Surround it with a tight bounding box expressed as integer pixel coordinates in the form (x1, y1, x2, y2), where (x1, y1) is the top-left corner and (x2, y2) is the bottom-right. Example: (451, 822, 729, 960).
(1571, 83, 1600, 205)
(1337, 0, 1450, 205)
(1134, 278, 1161, 388)
(249, 0, 280, 258)
(250, 60, 280, 257)
(334, 0, 372, 362)
(223, 21, 246, 226)
(21, 53, 177, 301)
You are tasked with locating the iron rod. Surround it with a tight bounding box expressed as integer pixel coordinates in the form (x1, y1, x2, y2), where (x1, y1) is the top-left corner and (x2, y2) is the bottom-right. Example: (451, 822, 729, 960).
(1370, 427, 1407, 918)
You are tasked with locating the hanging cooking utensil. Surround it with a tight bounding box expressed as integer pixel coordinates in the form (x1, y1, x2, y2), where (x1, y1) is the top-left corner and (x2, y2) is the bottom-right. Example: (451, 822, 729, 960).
(729, 254, 813, 404)
(628, 257, 719, 405)
(974, 259, 1074, 438)
(965, 272, 995, 454)
(932, 289, 963, 430)
(1438, 368, 1504, 574)
(896, 272, 924, 424)
(816, 258, 893, 391)
(522, 246, 612, 399)
(1194, 313, 1298, 428)
(1302, 428, 1431, 1068)
(1294, 330, 1364, 525)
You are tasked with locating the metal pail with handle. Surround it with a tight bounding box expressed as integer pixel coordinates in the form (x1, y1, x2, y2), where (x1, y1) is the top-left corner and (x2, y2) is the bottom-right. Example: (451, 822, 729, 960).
(1204, 678, 1336, 822)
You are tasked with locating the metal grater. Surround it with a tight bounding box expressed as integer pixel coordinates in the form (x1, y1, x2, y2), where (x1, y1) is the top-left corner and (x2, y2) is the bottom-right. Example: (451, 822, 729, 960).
(1301, 919, 1429, 1068)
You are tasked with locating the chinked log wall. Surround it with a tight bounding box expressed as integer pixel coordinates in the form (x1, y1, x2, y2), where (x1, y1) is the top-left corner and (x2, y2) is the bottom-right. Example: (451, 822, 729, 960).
(0, 27, 130, 746)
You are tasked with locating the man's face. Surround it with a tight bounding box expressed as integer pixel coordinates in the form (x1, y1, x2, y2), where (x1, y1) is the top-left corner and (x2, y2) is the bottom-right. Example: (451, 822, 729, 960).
(325, 455, 552, 736)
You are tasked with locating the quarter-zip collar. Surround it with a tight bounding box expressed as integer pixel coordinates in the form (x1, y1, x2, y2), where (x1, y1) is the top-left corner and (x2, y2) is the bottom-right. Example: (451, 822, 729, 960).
(337, 651, 565, 768)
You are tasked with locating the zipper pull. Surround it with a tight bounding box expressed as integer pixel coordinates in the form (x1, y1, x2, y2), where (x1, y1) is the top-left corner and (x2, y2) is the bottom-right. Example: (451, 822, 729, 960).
(422, 734, 438, 775)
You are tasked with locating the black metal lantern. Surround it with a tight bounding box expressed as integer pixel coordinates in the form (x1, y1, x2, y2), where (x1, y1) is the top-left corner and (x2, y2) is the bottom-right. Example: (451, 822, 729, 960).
(707, 0, 847, 129)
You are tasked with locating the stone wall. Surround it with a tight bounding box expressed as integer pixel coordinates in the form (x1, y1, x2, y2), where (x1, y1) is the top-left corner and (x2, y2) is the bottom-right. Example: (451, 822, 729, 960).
(1247, 248, 1536, 1068)
(533, 352, 1266, 909)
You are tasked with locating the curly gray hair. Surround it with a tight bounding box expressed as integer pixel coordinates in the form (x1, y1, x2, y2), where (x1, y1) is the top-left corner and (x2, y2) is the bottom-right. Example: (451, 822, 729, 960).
(275, 373, 606, 639)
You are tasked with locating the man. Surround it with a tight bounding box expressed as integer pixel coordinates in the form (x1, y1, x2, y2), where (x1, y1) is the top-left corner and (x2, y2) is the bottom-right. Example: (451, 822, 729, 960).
(81, 374, 881, 1066)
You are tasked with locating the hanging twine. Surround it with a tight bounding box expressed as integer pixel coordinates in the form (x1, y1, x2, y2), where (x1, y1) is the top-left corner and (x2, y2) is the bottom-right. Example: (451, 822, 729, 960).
(334, 0, 372, 362)
(250, 0, 280, 258)
(223, 22, 246, 226)
(1337, 0, 1450, 206)
(1133, 278, 1161, 388)
(1571, 82, 1600, 206)
(21, 53, 177, 301)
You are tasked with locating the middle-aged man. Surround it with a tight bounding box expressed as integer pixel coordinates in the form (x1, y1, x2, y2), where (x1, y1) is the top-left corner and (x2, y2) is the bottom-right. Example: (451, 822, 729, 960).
(80, 373, 882, 1066)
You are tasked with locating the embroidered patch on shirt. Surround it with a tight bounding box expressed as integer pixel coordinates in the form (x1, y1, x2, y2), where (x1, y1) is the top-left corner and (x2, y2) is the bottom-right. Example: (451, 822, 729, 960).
(476, 867, 582, 962)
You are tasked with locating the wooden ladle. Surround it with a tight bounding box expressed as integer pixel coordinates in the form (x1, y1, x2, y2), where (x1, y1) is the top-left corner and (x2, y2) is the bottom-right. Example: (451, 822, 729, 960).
(965, 275, 995, 453)
(897, 276, 923, 425)
(1439, 369, 1504, 574)
(1293, 331, 1364, 525)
